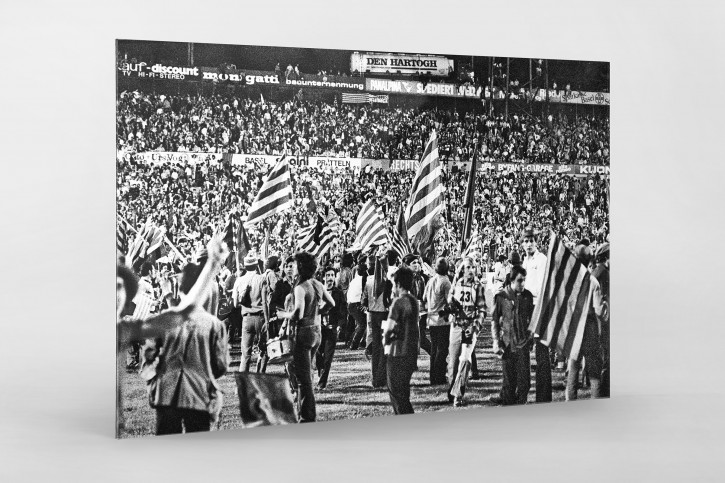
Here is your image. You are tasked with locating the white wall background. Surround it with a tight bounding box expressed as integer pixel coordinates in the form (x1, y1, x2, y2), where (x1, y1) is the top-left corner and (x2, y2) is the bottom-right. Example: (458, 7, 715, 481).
(1, 1, 724, 481)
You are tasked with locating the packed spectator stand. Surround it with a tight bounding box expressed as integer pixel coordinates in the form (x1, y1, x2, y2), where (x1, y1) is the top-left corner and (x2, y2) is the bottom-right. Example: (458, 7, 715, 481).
(117, 91, 609, 270)
(117, 93, 610, 166)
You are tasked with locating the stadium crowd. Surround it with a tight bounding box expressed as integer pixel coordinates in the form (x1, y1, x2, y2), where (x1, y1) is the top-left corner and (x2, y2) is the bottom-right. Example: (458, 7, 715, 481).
(117, 158, 609, 268)
(117, 91, 610, 434)
(117, 92, 610, 165)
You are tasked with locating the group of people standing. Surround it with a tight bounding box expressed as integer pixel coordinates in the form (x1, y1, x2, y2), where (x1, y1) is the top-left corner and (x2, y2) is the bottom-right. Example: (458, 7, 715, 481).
(117, 225, 610, 436)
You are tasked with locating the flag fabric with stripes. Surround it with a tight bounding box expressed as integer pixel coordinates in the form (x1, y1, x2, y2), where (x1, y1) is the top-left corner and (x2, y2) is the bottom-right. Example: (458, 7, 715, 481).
(406, 130, 444, 244)
(354, 199, 388, 254)
(297, 215, 339, 257)
(245, 154, 293, 228)
(341, 93, 389, 104)
(146, 225, 166, 256)
(529, 232, 597, 361)
(462, 229, 480, 258)
(117, 218, 128, 254)
(389, 208, 412, 260)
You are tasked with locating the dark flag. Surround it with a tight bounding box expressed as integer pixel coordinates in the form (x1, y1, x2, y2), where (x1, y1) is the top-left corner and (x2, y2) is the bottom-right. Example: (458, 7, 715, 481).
(312, 214, 324, 245)
(223, 217, 236, 272)
(234, 373, 297, 427)
(235, 219, 252, 271)
(460, 146, 479, 254)
(372, 254, 387, 299)
(306, 184, 318, 214)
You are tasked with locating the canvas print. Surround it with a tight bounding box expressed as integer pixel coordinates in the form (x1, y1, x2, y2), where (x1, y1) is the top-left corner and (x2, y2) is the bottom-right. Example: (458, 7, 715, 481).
(116, 39, 610, 437)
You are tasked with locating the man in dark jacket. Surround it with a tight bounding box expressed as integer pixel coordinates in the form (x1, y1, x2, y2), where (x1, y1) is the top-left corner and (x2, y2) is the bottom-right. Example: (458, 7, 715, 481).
(492, 265, 534, 405)
(316, 266, 347, 389)
(142, 262, 229, 434)
(403, 254, 430, 356)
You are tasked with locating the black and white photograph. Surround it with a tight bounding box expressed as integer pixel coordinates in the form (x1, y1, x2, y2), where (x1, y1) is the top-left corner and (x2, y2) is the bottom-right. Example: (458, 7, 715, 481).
(5, 1, 725, 481)
(116, 39, 610, 437)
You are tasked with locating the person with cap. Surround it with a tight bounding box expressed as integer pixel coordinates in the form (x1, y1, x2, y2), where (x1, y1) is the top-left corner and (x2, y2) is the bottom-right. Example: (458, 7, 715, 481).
(403, 253, 431, 356)
(423, 256, 453, 385)
(521, 227, 552, 403)
(233, 254, 267, 373)
(566, 242, 610, 400)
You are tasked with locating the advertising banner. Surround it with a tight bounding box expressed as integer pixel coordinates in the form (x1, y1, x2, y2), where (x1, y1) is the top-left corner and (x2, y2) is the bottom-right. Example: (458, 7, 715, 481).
(390, 158, 609, 176)
(285, 74, 364, 91)
(534, 89, 610, 105)
(366, 78, 482, 98)
(118, 63, 283, 85)
(117, 62, 201, 81)
(351, 52, 454, 76)
(130, 151, 608, 176)
(228, 154, 362, 170)
(132, 151, 225, 165)
(200, 68, 281, 85)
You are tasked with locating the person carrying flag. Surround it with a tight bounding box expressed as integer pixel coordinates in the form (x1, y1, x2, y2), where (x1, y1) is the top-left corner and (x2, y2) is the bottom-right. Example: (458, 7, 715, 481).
(447, 257, 487, 406)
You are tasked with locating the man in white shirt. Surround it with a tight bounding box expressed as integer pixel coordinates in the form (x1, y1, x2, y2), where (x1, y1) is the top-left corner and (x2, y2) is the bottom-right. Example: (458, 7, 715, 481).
(521, 227, 552, 403)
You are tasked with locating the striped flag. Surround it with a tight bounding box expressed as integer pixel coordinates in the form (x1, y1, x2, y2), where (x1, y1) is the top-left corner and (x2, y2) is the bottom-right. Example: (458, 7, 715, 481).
(354, 199, 388, 254)
(341, 92, 389, 104)
(389, 208, 412, 260)
(297, 215, 339, 257)
(117, 217, 128, 254)
(529, 232, 597, 361)
(405, 130, 444, 245)
(461, 229, 481, 258)
(245, 154, 293, 228)
(127, 220, 152, 265)
(146, 225, 166, 256)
